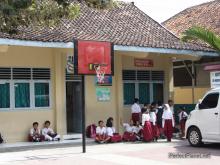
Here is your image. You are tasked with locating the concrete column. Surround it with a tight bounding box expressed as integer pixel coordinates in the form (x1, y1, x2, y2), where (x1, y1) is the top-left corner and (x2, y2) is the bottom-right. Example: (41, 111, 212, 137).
(54, 50, 66, 136)
(114, 53, 123, 133)
(168, 58, 174, 102)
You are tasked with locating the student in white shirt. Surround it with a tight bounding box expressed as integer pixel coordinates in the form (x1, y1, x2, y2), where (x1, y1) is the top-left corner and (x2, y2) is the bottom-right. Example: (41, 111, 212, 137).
(106, 117, 122, 142)
(42, 120, 60, 141)
(29, 122, 44, 142)
(95, 120, 110, 143)
(150, 102, 159, 141)
(131, 98, 141, 124)
(162, 104, 175, 142)
(142, 109, 153, 142)
(120, 119, 136, 142)
(178, 107, 188, 138)
(133, 121, 143, 140)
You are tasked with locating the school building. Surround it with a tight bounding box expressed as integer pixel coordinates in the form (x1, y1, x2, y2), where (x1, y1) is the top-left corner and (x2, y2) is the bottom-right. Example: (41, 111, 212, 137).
(0, 2, 218, 142)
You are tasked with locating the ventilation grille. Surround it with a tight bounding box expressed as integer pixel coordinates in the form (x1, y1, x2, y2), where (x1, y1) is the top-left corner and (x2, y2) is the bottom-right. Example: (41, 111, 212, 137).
(151, 71, 164, 81)
(123, 70, 164, 81)
(66, 72, 82, 81)
(0, 68, 11, 80)
(33, 68, 50, 80)
(137, 70, 150, 80)
(122, 70, 136, 80)
(13, 68, 31, 80)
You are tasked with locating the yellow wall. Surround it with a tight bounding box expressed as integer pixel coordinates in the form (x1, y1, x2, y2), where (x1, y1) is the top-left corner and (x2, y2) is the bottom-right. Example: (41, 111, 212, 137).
(174, 87, 210, 104)
(0, 46, 56, 142)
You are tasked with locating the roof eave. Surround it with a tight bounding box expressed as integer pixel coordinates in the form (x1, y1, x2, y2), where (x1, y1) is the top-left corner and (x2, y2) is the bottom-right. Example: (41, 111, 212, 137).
(0, 38, 218, 57)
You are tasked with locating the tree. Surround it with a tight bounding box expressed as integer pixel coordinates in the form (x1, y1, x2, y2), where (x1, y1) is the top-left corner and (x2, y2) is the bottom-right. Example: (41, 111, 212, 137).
(181, 26, 220, 52)
(0, 0, 116, 34)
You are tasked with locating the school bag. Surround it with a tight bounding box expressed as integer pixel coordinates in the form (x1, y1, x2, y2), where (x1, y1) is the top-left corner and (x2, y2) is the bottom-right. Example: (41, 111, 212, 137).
(0, 133, 4, 144)
(86, 124, 96, 138)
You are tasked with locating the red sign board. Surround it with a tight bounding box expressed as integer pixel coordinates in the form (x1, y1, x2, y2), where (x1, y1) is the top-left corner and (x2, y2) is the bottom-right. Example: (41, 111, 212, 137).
(74, 40, 114, 75)
(134, 58, 153, 67)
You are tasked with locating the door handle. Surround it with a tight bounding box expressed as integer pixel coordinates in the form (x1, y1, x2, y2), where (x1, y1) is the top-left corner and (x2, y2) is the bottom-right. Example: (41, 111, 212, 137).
(214, 112, 218, 115)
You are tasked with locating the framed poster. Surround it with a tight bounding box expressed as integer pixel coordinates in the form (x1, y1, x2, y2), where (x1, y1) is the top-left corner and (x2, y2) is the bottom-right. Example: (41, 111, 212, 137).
(95, 76, 112, 86)
(96, 88, 111, 101)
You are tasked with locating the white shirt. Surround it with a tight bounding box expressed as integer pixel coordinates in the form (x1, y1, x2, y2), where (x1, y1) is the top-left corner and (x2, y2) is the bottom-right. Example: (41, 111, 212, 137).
(30, 128, 40, 136)
(41, 127, 54, 136)
(123, 123, 134, 133)
(150, 111, 157, 125)
(142, 113, 151, 126)
(162, 109, 175, 127)
(178, 111, 188, 121)
(96, 126, 107, 135)
(106, 127, 116, 137)
(169, 105, 174, 114)
(131, 103, 141, 113)
(133, 125, 143, 134)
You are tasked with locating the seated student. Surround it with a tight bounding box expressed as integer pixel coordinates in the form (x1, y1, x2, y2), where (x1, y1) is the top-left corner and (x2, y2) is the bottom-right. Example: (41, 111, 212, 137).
(42, 120, 60, 141)
(106, 117, 122, 143)
(133, 121, 143, 140)
(29, 122, 44, 142)
(120, 119, 136, 142)
(95, 120, 110, 143)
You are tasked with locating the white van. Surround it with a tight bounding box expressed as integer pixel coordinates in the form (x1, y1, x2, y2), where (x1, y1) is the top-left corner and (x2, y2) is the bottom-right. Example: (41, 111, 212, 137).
(186, 88, 220, 146)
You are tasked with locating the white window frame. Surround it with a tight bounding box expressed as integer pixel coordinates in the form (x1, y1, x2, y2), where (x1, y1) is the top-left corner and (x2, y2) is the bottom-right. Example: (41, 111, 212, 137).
(0, 68, 52, 111)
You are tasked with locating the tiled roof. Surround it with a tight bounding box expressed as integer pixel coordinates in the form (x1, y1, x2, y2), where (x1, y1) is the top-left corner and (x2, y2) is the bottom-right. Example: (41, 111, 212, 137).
(163, 0, 220, 37)
(0, 0, 215, 52)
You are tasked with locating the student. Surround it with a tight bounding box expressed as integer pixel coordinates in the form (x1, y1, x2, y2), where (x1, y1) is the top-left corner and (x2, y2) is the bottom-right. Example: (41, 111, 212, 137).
(156, 101, 164, 138)
(121, 119, 136, 142)
(133, 121, 143, 140)
(42, 121, 60, 141)
(150, 102, 160, 141)
(95, 120, 110, 143)
(106, 117, 122, 143)
(162, 104, 175, 142)
(142, 109, 153, 142)
(29, 122, 44, 142)
(131, 98, 141, 124)
(178, 107, 188, 138)
(168, 100, 174, 115)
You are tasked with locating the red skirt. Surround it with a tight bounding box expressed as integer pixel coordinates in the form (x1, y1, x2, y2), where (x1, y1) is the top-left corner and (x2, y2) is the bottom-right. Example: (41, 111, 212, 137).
(164, 119, 173, 141)
(95, 134, 107, 142)
(28, 134, 45, 142)
(180, 119, 186, 131)
(122, 132, 136, 142)
(143, 121, 153, 142)
(110, 133, 122, 143)
(151, 123, 160, 138)
(132, 113, 140, 124)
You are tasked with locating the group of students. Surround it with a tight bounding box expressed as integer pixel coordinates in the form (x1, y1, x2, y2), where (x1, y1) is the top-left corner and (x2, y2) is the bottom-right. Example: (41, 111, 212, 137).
(95, 99, 188, 144)
(29, 121, 60, 142)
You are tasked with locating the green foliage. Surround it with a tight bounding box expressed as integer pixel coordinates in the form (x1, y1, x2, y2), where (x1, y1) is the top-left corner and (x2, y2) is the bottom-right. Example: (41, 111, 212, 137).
(181, 26, 220, 52)
(0, 0, 116, 34)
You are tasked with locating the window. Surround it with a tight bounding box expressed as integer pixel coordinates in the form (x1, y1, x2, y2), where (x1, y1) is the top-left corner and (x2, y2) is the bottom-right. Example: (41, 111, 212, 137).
(199, 93, 219, 109)
(0, 67, 51, 110)
(123, 70, 164, 105)
(35, 83, 50, 107)
(0, 83, 10, 108)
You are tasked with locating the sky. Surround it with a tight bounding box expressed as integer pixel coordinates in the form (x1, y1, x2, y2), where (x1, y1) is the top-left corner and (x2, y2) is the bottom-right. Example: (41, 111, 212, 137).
(122, 0, 214, 23)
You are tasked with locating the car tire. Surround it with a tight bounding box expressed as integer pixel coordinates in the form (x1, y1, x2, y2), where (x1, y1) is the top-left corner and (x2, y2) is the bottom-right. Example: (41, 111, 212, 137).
(187, 127, 203, 147)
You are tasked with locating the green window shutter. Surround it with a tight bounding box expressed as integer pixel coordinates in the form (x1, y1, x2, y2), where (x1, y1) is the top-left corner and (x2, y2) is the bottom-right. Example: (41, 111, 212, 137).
(0, 83, 10, 108)
(153, 83, 164, 102)
(139, 83, 150, 104)
(15, 83, 30, 108)
(35, 83, 50, 107)
(123, 83, 135, 105)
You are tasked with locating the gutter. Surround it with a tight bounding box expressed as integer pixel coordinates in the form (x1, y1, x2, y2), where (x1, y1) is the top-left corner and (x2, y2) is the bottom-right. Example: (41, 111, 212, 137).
(0, 38, 218, 57)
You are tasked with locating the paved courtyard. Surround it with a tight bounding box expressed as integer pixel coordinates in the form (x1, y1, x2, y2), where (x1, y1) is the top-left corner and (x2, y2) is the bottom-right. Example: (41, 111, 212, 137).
(0, 139, 220, 165)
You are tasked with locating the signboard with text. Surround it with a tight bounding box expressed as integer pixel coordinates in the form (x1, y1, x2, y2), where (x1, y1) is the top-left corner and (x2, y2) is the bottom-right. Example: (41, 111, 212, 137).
(210, 71, 220, 88)
(134, 58, 153, 67)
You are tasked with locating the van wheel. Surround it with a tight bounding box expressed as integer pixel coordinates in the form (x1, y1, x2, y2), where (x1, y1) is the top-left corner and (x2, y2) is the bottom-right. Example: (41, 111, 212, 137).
(188, 127, 203, 147)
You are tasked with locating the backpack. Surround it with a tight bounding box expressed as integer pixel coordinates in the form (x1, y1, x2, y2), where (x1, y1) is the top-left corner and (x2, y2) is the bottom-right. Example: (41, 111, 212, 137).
(0, 133, 3, 144)
(86, 124, 96, 138)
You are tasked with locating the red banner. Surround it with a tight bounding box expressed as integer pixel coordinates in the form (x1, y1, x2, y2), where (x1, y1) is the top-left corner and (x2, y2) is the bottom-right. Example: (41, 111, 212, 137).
(134, 58, 153, 67)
